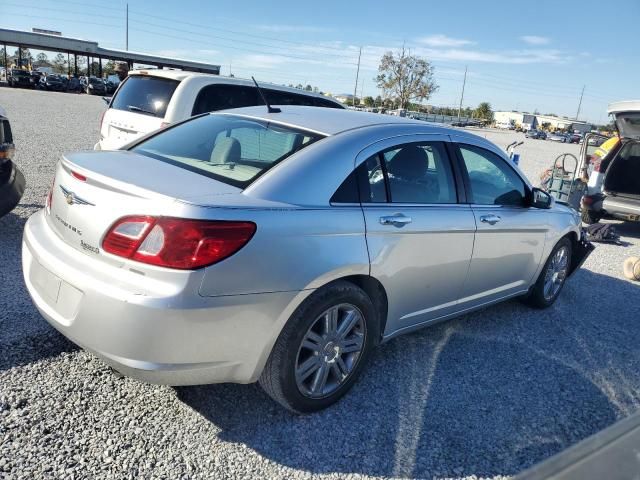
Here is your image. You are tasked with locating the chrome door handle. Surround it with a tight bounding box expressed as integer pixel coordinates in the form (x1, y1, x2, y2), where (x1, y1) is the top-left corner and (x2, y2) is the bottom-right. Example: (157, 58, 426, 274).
(480, 214, 501, 225)
(380, 214, 412, 227)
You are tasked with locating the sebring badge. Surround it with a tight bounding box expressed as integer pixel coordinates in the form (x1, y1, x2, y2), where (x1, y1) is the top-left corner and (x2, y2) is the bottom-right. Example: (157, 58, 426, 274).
(59, 185, 94, 206)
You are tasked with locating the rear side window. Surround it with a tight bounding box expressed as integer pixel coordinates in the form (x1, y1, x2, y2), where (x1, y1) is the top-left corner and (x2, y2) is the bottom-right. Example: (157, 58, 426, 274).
(192, 84, 259, 115)
(111, 76, 179, 118)
(192, 84, 344, 115)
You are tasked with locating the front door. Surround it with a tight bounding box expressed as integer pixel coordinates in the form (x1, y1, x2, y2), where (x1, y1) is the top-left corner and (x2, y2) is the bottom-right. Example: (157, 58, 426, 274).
(357, 136, 476, 336)
(453, 141, 548, 307)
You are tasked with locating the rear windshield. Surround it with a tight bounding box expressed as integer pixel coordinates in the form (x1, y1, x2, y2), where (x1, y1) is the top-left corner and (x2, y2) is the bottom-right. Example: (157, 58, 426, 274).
(111, 75, 179, 118)
(131, 114, 324, 188)
(12, 70, 29, 77)
(89, 78, 102, 84)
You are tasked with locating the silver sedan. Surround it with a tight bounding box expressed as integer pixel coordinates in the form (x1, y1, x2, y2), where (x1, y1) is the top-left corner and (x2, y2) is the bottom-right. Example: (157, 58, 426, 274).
(22, 106, 593, 413)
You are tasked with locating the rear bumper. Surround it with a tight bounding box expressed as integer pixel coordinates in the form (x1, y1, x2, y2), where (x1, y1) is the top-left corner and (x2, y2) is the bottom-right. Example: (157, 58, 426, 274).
(602, 196, 640, 220)
(22, 210, 307, 385)
(0, 160, 25, 218)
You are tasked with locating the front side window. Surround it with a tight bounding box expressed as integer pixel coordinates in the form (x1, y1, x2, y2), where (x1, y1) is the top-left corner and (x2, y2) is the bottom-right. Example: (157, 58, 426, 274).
(458, 144, 526, 206)
(131, 114, 323, 188)
(381, 142, 457, 204)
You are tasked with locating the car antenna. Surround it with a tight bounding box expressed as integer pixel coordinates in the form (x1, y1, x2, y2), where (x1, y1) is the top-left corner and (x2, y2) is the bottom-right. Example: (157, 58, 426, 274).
(251, 76, 281, 113)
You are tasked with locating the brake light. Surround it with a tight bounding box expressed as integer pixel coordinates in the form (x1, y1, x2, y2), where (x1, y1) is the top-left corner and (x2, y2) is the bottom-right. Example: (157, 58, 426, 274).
(71, 170, 87, 181)
(582, 195, 595, 206)
(45, 176, 55, 213)
(102, 216, 256, 269)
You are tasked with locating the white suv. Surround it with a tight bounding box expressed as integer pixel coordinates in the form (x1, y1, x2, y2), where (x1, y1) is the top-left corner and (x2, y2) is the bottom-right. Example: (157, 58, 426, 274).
(96, 70, 344, 150)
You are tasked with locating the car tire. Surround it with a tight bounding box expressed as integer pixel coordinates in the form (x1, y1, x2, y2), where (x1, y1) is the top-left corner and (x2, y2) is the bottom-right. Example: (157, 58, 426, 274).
(259, 281, 379, 414)
(581, 208, 601, 225)
(523, 237, 572, 309)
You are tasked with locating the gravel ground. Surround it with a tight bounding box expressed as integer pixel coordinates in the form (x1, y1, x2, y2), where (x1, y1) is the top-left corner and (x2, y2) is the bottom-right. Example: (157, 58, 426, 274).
(1, 87, 639, 480)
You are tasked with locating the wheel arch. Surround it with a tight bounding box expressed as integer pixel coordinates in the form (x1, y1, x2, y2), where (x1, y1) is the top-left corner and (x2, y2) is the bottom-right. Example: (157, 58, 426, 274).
(336, 275, 389, 341)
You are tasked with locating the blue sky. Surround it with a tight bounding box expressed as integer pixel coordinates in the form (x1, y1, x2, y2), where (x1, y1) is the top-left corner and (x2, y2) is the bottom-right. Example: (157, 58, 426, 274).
(2, 0, 638, 123)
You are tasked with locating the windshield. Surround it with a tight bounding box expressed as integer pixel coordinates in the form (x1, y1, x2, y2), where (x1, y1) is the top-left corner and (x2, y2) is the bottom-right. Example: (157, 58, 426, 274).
(89, 78, 102, 85)
(111, 75, 179, 118)
(131, 114, 324, 187)
(12, 70, 29, 77)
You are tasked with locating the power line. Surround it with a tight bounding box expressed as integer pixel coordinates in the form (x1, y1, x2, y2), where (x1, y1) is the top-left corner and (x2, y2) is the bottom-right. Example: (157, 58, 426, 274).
(3, 12, 123, 29)
(127, 18, 358, 64)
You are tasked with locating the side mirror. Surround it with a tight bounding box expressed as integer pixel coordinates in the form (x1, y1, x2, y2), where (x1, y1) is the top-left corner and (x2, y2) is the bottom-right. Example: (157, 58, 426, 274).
(531, 187, 553, 209)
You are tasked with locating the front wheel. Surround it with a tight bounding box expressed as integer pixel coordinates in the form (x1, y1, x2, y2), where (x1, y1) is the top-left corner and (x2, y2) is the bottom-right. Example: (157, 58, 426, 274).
(259, 281, 379, 413)
(523, 238, 572, 309)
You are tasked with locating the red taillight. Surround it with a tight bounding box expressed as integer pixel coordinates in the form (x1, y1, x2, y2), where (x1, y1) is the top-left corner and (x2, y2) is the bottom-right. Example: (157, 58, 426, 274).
(102, 216, 256, 269)
(45, 176, 55, 213)
(582, 195, 595, 206)
(71, 170, 87, 181)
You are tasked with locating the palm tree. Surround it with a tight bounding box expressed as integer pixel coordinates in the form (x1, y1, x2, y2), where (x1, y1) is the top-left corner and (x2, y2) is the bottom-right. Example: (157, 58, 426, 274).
(475, 102, 493, 121)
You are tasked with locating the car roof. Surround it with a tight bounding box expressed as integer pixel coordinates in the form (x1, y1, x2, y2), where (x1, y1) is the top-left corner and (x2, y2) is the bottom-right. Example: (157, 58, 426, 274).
(216, 105, 447, 136)
(129, 70, 343, 106)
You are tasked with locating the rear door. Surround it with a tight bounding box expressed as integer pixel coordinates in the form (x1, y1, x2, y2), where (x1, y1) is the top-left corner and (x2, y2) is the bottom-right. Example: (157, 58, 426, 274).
(452, 140, 548, 307)
(357, 134, 476, 336)
(100, 75, 180, 150)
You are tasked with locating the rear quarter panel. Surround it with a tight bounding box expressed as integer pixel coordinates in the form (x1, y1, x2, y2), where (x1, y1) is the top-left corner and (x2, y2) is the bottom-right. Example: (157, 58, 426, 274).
(198, 206, 369, 296)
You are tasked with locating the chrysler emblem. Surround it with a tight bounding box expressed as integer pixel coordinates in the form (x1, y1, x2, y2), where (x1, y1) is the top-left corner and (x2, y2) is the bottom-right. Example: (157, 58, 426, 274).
(59, 185, 94, 206)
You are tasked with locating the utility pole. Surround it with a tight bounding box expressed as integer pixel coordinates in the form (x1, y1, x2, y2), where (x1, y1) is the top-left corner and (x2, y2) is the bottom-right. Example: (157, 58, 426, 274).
(575, 85, 585, 120)
(457, 65, 468, 121)
(353, 46, 361, 107)
(125, 3, 129, 51)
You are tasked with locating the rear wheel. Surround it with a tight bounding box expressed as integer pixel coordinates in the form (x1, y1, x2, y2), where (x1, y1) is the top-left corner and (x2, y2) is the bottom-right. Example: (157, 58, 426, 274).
(259, 281, 379, 413)
(523, 238, 572, 309)
(581, 207, 601, 224)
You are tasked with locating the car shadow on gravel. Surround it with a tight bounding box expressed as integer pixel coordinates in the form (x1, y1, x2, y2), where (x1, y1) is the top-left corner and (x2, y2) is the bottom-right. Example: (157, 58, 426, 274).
(177, 269, 640, 479)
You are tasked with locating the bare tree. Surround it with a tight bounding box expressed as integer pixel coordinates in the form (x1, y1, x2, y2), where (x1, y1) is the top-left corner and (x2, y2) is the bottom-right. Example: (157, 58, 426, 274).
(375, 46, 438, 109)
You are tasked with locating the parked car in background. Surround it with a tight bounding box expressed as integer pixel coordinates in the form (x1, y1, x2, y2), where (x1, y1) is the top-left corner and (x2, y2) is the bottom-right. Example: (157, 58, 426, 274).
(96, 71, 344, 150)
(85, 77, 106, 95)
(30, 71, 43, 88)
(0, 106, 25, 218)
(525, 130, 546, 139)
(24, 106, 593, 413)
(104, 79, 117, 94)
(581, 101, 640, 224)
(8, 69, 33, 89)
(39, 74, 65, 92)
(547, 132, 569, 143)
(570, 133, 582, 144)
(66, 76, 81, 93)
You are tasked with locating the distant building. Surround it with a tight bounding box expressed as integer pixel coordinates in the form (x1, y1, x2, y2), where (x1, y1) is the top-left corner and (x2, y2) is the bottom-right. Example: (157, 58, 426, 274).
(493, 110, 593, 132)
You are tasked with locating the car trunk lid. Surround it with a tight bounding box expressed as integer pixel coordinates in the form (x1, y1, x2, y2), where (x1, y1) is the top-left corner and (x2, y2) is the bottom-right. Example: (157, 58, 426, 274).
(608, 101, 640, 140)
(46, 150, 241, 263)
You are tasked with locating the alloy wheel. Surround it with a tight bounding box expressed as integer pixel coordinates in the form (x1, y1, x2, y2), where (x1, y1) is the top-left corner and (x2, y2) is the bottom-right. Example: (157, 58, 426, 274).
(543, 246, 569, 301)
(295, 303, 366, 399)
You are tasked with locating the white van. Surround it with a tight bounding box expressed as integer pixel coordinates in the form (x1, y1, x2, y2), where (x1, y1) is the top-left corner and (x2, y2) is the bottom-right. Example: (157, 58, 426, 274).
(96, 70, 344, 150)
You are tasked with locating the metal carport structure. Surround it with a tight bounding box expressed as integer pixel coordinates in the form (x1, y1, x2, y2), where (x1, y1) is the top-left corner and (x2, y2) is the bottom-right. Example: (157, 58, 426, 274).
(1, 28, 221, 77)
